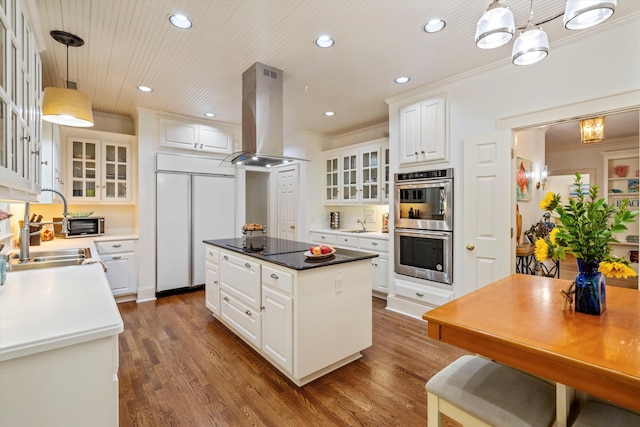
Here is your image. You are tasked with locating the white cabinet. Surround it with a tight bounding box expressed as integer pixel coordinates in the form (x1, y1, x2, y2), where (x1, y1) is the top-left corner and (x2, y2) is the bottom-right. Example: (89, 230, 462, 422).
(399, 96, 447, 165)
(205, 247, 221, 316)
(158, 116, 233, 154)
(603, 149, 639, 287)
(95, 239, 138, 297)
(66, 136, 134, 203)
(219, 251, 262, 348)
(0, 1, 43, 200)
(261, 265, 293, 374)
(323, 138, 388, 205)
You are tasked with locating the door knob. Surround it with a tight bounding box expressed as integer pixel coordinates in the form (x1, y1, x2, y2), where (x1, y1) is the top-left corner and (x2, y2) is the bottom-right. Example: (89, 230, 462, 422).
(466, 243, 475, 251)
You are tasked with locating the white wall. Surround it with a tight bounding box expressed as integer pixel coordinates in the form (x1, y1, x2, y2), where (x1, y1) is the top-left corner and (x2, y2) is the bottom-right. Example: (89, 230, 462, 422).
(385, 15, 640, 298)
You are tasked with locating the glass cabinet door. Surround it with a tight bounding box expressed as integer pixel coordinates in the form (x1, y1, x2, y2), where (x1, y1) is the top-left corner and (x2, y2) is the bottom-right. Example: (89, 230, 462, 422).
(325, 156, 340, 203)
(70, 139, 99, 200)
(342, 152, 358, 201)
(103, 142, 129, 200)
(360, 147, 380, 202)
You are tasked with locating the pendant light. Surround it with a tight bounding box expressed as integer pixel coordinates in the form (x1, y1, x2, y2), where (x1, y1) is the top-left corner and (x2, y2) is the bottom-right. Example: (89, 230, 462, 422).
(564, 0, 616, 30)
(511, 1, 549, 66)
(42, 31, 94, 127)
(475, 0, 515, 49)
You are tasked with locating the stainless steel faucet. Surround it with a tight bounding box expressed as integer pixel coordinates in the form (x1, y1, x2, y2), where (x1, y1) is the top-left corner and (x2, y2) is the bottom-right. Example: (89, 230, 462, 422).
(357, 218, 368, 231)
(19, 188, 69, 262)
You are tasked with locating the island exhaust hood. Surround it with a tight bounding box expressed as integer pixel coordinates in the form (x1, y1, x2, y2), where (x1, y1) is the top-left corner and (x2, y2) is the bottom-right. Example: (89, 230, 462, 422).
(223, 62, 308, 167)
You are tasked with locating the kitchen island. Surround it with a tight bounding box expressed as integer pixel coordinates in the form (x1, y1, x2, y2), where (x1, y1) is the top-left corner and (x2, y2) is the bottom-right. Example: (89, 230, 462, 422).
(0, 264, 123, 427)
(203, 237, 377, 386)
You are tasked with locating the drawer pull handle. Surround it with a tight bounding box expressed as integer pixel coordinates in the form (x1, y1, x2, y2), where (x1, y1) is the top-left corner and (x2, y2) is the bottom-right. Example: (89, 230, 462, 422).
(214, 280, 218, 284)
(270, 273, 279, 279)
(416, 292, 424, 297)
(372, 242, 378, 246)
(245, 262, 251, 268)
(321, 236, 325, 239)
(245, 310, 252, 316)
(223, 255, 229, 260)
(224, 296, 230, 302)
(208, 251, 213, 255)
(344, 238, 348, 242)
(112, 243, 122, 248)
(111, 256, 122, 260)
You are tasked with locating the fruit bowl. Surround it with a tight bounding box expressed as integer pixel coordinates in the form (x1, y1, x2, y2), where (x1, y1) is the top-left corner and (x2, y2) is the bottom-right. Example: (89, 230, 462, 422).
(304, 248, 336, 259)
(67, 211, 94, 218)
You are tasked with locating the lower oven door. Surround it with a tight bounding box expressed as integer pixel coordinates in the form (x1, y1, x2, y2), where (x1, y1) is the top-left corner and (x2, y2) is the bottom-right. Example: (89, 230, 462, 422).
(394, 228, 452, 285)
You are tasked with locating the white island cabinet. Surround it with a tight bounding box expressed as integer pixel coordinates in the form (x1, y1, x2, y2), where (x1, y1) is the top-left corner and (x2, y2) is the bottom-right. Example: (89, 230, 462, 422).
(0, 264, 123, 427)
(204, 241, 374, 386)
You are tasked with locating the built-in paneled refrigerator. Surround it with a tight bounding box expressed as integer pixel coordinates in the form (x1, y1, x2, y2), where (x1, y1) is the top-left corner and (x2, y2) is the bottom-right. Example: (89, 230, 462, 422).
(156, 171, 235, 292)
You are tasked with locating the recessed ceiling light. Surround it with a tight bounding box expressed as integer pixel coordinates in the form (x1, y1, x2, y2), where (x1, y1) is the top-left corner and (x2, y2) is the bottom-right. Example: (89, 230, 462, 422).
(424, 19, 446, 33)
(395, 76, 410, 84)
(169, 14, 192, 29)
(137, 85, 153, 92)
(315, 35, 335, 48)
(324, 111, 335, 116)
(204, 112, 216, 117)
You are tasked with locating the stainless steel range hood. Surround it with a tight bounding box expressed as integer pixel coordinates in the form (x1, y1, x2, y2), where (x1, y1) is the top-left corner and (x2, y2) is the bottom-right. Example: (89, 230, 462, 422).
(223, 62, 308, 167)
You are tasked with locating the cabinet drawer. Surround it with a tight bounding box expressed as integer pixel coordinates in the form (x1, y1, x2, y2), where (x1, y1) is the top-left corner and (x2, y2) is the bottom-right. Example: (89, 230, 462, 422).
(205, 246, 220, 265)
(336, 235, 358, 248)
(221, 290, 261, 349)
(262, 265, 293, 295)
(394, 280, 452, 306)
(95, 240, 136, 254)
(220, 252, 261, 309)
(358, 237, 389, 253)
(310, 232, 336, 245)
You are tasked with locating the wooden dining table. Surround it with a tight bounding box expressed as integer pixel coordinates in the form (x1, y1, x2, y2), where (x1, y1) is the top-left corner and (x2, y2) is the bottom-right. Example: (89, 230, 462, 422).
(423, 274, 640, 425)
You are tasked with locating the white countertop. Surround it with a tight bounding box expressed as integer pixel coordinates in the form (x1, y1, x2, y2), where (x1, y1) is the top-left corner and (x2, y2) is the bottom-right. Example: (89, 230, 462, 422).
(0, 263, 124, 362)
(310, 229, 389, 239)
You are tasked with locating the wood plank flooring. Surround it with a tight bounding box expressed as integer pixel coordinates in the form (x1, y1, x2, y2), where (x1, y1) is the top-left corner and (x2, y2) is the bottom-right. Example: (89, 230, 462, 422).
(117, 291, 468, 426)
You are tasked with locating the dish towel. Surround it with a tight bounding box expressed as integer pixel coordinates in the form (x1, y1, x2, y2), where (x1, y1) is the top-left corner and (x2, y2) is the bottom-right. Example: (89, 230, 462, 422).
(82, 258, 108, 273)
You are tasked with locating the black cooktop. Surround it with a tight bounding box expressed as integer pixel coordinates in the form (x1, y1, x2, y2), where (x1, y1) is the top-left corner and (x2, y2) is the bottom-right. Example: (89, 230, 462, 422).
(218, 237, 312, 256)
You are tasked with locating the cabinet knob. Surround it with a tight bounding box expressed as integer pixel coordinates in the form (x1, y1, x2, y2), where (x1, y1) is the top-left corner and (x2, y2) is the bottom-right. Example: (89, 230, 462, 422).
(321, 236, 325, 239)
(224, 296, 230, 302)
(290, 225, 295, 230)
(245, 262, 251, 268)
(214, 280, 218, 284)
(223, 255, 229, 260)
(414, 151, 418, 156)
(372, 242, 378, 246)
(111, 255, 122, 260)
(271, 273, 279, 279)
(41, 160, 48, 165)
(208, 251, 213, 255)
(245, 310, 252, 316)
(421, 150, 425, 154)
(112, 243, 122, 248)
(416, 292, 424, 297)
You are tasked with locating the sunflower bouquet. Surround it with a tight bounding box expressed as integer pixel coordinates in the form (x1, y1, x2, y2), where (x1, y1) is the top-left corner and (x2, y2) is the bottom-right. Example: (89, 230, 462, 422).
(534, 172, 638, 279)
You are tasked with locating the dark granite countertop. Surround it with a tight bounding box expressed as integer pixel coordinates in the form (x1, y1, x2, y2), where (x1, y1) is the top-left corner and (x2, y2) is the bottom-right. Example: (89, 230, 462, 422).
(203, 237, 377, 271)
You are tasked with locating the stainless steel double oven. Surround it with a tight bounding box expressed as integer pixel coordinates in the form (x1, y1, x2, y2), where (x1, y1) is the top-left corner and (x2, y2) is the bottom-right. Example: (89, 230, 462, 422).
(394, 168, 453, 285)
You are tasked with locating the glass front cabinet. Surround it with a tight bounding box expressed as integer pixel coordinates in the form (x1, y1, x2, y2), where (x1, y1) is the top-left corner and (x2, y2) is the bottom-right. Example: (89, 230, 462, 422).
(67, 137, 132, 203)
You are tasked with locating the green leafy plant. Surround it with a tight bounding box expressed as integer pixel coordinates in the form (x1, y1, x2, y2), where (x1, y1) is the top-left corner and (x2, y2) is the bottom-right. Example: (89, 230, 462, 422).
(535, 172, 638, 279)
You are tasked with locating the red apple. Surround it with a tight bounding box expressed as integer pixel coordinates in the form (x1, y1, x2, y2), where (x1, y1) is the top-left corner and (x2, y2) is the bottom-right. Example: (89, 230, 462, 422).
(320, 245, 331, 254)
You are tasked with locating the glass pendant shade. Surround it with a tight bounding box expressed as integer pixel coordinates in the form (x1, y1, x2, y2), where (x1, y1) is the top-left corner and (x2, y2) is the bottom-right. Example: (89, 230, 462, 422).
(42, 87, 94, 127)
(564, 0, 616, 30)
(580, 116, 605, 143)
(511, 28, 549, 66)
(475, 1, 515, 49)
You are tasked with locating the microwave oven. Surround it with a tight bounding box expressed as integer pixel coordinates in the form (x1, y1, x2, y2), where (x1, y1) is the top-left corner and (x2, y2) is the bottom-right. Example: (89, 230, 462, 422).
(54, 217, 105, 238)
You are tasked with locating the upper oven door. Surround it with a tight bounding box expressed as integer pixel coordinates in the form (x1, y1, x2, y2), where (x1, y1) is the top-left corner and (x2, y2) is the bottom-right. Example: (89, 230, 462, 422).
(394, 179, 453, 231)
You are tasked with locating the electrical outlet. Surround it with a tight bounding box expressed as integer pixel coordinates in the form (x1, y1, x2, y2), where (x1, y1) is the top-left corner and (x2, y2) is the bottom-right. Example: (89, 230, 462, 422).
(335, 277, 343, 293)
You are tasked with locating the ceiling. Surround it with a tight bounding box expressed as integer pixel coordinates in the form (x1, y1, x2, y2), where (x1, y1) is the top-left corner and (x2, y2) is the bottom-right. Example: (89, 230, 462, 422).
(33, 0, 640, 138)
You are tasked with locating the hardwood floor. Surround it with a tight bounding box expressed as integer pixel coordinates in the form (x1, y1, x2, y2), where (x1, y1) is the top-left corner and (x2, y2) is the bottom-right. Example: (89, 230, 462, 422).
(117, 291, 468, 426)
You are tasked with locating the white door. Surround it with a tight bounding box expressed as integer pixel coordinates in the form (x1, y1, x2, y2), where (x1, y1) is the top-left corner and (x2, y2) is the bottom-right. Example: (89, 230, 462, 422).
(156, 172, 190, 292)
(462, 130, 513, 293)
(276, 165, 298, 240)
(261, 286, 293, 373)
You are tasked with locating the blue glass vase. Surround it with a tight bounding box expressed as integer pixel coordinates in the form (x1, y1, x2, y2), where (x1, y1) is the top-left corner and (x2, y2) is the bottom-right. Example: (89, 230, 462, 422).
(574, 260, 606, 315)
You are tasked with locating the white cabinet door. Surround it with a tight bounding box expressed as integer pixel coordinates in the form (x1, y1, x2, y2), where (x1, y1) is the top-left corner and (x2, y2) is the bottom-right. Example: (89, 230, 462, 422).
(341, 150, 359, 202)
(103, 253, 135, 295)
(324, 155, 341, 203)
(399, 96, 447, 165)
(158, 117, 199, 150)
(371, 256, 389, 294)
(262, 285, 293, 374)
(199, 124, 232, 153)
(102, 142, 131, 202)
(360, 146, 380, 203)
(205, 260, 221, 316)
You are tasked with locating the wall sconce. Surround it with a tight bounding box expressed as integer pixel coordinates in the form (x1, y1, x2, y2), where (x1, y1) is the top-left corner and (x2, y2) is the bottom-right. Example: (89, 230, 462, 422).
(536, 165, 548, 190)
(580, 116, 605, 143)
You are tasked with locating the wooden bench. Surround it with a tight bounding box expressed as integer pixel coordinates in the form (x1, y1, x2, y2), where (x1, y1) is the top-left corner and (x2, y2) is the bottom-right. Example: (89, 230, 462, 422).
(426, 355, 556, 427)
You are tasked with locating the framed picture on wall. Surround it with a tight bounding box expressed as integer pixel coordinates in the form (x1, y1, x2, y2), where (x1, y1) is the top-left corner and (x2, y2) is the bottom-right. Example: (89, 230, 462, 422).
(516, 157, 533, 201)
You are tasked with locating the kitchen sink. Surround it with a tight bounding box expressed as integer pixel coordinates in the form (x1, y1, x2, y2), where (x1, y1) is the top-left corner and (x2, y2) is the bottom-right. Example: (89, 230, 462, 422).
(8, 248, 92, 271)
(343, 230, 373, 233)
